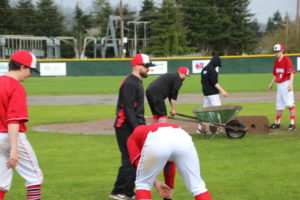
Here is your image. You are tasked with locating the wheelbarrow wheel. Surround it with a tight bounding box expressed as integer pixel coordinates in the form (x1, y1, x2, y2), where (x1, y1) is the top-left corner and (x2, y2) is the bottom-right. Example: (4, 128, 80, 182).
(225, 120, 247, 139)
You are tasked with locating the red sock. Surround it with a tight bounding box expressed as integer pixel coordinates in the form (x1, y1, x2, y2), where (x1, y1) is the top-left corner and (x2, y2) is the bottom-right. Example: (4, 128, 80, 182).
(289, 107, 296, 125)
(136, 189, 151, 200)
(0, 190, 6, 200)
(195, 191, 212, 200)
(26, 185, 42, 200)
(158, 116, 167, 123)
(152, 115, 159, 124)
(163, 162, 176, 189)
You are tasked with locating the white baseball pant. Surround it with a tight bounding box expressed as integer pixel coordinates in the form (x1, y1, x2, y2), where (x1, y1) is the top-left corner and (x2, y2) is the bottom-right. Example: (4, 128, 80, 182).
(203, 94, 221, 107)
(0, 133, 43, 192)
(135, 127, 208, 196)
(276, 80, 295, 110)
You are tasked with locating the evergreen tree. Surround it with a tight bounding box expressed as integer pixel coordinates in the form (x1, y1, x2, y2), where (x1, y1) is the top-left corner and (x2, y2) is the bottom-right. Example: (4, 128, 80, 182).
(36, 0, 65, 36)
(265, 10, 284, 34)
(14, 0, 37, 35)
(225, 0, 256, 54)
(0, 0, 14, 34)
(145, 0, 190, 56)
(177, 0, 258, 55)
(139, 0, 157, 22)
(138, 0, 158, 48)
(72, 4, 93, 57)
(92, 0, 113, 36)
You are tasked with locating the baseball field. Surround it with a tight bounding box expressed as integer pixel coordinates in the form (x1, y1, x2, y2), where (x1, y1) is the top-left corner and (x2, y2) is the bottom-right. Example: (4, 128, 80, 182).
(5, 73, 300, 199)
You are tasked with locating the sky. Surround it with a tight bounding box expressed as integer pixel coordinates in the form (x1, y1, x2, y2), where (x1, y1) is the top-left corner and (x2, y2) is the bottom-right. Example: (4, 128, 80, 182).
(30, 0, 297, 24)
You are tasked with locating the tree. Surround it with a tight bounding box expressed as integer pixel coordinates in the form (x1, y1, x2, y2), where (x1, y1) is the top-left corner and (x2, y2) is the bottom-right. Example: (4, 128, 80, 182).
(92, 0, 113, 36)
(225, 0, 257, 55)
(137, 0, 158, 49)
(145, 0, 190, 56)
(259, 15, 300, 54)
(177, 0, 257, 55)
(265, 10, 284, 34)
(72, 4, 94, 58)
(0, 0, 15, 34)
(35, 0, 65, 36)
(14, 0, 37, 35)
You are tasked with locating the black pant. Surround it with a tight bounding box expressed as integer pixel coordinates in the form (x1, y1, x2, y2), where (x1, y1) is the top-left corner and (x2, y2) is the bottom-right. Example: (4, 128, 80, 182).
(146, 91, 167, 117)
(111, 127, 136, 197)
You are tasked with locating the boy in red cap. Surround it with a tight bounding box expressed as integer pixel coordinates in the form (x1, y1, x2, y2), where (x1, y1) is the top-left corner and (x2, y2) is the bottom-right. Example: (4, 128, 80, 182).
(146, 66, 189, 123)
(110, 54, 155, 200)
(0, 50, 43, 200)
(268, 44, 296, 131)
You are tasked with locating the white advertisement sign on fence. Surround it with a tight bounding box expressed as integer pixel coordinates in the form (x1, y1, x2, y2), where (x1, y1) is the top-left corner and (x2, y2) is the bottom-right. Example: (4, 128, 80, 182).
(192, 60, 210, 74)
(148, 61, 168, 74)
(40, 63, 67, 76)
(297, 57, 300, 71)
(0, 62, 8, 76)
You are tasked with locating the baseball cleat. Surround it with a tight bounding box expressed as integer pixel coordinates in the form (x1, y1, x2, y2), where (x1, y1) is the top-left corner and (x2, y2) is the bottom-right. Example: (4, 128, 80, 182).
(269, 123, 280, 129)
(109, 194, 133, 200)
(288, 124, 296, 131)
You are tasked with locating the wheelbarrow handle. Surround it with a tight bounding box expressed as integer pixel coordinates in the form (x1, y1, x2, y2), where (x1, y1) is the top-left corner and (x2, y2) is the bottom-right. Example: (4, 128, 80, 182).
(175, 113, 197, 120)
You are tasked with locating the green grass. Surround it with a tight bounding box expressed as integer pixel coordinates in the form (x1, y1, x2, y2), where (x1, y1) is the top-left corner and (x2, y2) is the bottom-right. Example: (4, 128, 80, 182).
(23, 73, 300, 95)
(5, 103, 300, 200)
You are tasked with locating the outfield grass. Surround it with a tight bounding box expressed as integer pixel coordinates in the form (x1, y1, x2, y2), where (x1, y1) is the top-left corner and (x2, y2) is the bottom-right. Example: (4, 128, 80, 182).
(23, 73, 300, 95)
(5, 103, 300, 200)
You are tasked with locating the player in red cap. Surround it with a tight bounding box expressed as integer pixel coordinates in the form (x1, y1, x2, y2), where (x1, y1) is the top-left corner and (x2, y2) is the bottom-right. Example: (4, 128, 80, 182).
(110, 54, 155, 200)
(268, 44, 296, 131)
(146, 66, 189, 123)
(127, 123, 213, 200)
(0, 50, 43, 200)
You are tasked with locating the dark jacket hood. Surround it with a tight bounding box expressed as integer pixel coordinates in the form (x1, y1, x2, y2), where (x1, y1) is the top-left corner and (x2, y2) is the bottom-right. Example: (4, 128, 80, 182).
(207, 55, 222, 68)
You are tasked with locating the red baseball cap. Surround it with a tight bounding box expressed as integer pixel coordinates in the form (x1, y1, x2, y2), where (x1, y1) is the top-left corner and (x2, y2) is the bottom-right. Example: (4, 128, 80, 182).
(177, 66, 190, 76)
(131, 54, 155, 67)
(273, 44, 284, 52)
(10, 50, 39, 74)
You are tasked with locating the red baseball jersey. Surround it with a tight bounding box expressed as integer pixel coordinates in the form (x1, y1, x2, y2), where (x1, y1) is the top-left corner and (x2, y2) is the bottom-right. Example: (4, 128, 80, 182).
(127, 123, 179, 167)
(273, 56, 295, 83)
(0, 75, 28, 132)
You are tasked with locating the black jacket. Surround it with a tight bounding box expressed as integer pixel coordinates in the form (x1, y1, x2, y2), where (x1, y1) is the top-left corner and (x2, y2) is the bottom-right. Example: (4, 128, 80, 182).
(114, 74, 146, 130)
(201, 56, 222, 96)
(146, 72, 183, 101)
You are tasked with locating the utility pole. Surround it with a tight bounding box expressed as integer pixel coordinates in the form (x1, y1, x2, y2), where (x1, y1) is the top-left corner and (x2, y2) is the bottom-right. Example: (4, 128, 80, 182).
(297, 0, 300, 39)
(119, 0, 125, 58)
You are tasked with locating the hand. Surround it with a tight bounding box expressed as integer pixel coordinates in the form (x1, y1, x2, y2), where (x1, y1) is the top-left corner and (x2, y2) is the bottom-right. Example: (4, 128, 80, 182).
(154, 180, 173, 199)
(169, 111, 176, 116)
(7, 148, 19, 168)
(288, 83, 293, 91)
(268, 84, 273, 91)
(221, 91, 228, 97)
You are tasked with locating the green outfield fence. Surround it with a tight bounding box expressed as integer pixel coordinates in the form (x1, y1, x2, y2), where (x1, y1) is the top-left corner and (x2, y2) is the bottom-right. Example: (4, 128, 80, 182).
(1, 54, 300, 76)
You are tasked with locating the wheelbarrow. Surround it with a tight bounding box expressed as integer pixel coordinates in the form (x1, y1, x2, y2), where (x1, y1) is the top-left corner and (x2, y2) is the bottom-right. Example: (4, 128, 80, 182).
(169, 105, 248, 139)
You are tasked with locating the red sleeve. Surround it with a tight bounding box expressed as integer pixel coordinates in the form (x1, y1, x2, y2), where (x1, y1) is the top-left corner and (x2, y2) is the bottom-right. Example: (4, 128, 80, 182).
(127, 125, 148, 168)
(7, 85, 28, 123)
(127, 135, 141, 168)
(286, 57, 295, 74)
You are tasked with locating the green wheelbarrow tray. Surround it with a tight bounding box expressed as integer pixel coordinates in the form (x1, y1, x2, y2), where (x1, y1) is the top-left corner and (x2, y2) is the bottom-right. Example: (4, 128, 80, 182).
(170, 105, 247, 139)
(192, 105, 243, 124)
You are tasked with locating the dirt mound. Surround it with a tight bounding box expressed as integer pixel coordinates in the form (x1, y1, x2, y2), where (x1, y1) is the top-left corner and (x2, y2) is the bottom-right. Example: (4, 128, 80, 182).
(32, 116, 269, 135)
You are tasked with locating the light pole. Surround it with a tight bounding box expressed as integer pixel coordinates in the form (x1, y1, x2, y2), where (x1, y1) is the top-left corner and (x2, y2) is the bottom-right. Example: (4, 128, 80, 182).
(119, 0, 125, 58)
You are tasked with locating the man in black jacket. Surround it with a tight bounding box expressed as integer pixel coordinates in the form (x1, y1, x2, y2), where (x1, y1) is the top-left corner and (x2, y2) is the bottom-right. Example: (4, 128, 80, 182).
(146, 66, 189, 123)
(110, 54, 155, 200)
(198, 56, 228, 132)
